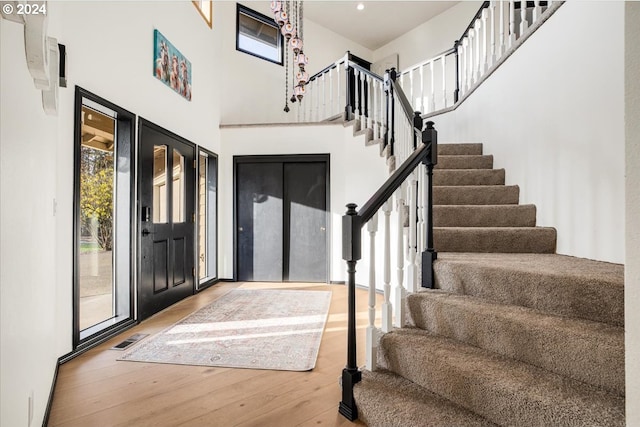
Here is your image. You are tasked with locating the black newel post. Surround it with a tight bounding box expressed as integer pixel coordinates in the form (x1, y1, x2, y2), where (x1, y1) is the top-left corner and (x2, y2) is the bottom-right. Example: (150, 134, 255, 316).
(383, 70, 390, 153)
(453, 40, 460, 103)
(339, 203, 362, 421)
(421, 121, 438, 288)
(388, 68, 397, 157)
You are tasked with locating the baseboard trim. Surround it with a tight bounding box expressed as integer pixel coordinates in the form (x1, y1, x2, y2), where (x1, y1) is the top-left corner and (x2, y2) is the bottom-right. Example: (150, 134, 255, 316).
(330, 280, 346, 285)
(42, 358, 61, 427)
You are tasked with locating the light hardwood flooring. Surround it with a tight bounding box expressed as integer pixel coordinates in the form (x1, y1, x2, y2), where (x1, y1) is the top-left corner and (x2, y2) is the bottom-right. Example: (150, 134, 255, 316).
(48, 282, 381, 427)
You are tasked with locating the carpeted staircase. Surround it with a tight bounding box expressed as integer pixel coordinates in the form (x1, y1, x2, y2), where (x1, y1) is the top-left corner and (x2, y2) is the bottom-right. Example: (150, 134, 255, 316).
(353, 143, 625, 426)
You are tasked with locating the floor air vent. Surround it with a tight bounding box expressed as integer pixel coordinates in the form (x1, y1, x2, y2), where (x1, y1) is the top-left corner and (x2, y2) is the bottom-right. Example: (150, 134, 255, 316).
(110, 333, 149, 350)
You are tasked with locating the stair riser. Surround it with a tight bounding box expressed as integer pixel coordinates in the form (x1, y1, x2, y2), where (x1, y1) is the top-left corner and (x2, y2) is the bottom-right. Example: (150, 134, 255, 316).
(436, 155, 493, 170)
(354, 370, 497, 427)
(433, 186, 520, 205)
(406, 294, 625, 395)
(434, 227, 556, 253)
(434, 170, 505, 186)
(439, 143, 483, 155)
(379, 332, 625, 427)
(434, 259, 624, 327)
(434, 205, 536, 227)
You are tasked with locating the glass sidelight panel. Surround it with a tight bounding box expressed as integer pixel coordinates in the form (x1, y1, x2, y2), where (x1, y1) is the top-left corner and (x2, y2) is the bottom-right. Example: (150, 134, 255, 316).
(74, 89, 135, 348)
(78, 106, 115, 331)
(172, 149, 185, 223)
(153, 146, 168, 223)
(197, 149, 217, 287)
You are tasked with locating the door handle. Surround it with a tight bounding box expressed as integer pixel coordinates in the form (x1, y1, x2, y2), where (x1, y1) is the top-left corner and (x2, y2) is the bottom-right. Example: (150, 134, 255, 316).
(320, 226, 326, 231)
(238, 227, 244, 232)
(141, 228, 154, 236)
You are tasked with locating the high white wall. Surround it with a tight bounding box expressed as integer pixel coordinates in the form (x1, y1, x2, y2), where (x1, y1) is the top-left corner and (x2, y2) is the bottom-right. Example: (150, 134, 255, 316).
(430, 1, 625, 264)
(218, 123, 389, 283)
(218, 1, 373, 125)
(625, 2, 640, 425)
(373, 1, 481, 72)
(1, 2, 222, 425)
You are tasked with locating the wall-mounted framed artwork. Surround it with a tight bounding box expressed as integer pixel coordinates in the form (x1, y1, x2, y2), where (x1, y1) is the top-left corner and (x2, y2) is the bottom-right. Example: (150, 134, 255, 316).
(153, 29, 192, 101)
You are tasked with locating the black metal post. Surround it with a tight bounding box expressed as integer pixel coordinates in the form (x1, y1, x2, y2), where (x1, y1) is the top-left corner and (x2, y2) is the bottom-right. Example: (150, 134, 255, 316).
(453, 40, 460, 103)
(383, 70, 390, 153)
(421, 121, 438, 288)
(388, 68, 397, 157)
(339, 203, 362, 421)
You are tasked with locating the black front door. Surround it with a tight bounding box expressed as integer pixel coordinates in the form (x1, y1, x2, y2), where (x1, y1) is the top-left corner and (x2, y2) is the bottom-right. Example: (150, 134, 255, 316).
(138, 119, 195, 320)
(235, 156, 328, 283)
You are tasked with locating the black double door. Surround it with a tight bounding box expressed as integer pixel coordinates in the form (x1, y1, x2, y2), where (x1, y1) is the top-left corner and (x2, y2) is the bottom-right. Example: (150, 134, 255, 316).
(236, 156, 328, 282)
(138, 119, 195, 320)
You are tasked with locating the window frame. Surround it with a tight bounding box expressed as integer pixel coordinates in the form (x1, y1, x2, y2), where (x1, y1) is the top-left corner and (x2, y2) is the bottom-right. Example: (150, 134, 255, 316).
(236, 3, 284, 66)
(192, 0, 213, 28)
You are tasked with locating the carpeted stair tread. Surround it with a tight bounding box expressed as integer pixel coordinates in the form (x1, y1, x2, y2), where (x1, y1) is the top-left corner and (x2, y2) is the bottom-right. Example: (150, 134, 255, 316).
(434, 227, 556, 253)
(439, 143, 483, 155)
(434, 253, 624, 326)
(379, 328, 625, 427)
(434, 169, 505, 186)
(436, 155, 493, 169)
(406, 291, 624, 395)
(434, 205, 536, 227)
(433, 185, 520, 205)
(354, 369, 497, 427)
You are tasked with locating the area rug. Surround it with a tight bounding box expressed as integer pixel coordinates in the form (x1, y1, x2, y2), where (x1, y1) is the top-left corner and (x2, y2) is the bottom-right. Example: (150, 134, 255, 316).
(118, 288, 332, 371)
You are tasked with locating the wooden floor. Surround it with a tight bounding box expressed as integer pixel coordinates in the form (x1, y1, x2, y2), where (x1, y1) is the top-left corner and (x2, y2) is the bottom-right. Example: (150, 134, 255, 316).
(48, 282, 381, 427)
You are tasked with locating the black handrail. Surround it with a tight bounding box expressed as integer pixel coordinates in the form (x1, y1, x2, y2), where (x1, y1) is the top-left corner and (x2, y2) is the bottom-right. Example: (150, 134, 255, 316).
(339, 121, 438, 421)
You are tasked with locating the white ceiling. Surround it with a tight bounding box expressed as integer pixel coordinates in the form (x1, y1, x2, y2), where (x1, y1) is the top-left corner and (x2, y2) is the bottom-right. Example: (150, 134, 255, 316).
(240, 1, 460, 51)
(304, 1, 459, 50)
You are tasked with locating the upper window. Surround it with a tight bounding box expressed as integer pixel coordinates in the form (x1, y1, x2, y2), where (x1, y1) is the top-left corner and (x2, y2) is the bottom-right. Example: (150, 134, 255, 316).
(236, 4, 283, 65)
(193, 1, 213, 28)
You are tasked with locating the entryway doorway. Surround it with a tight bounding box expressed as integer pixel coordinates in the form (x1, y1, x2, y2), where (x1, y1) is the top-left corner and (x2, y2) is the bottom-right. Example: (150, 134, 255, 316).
(137, 119, 196, 320)
(234, 155, 329, 282)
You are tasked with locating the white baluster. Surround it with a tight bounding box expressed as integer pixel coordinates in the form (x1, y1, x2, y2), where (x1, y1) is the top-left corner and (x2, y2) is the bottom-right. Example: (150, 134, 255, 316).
(458, 43, 465, 96)
(520, 0, 528, 36)
(366, 213, 378, 371)
(417, 164, 425, 253)
(490, 1, 496, 67)
(366, 75, 372, 130)
(394, 187, 406, 328)
(429, 61, 436, 112)
(441, 55, 447, 108)
(382, 199, 393, 332)
(336, 64, 342, 119)
(410, 69, 415, 111)
(509, 0, 516, 48)
(499, 0, 505, 58)
(407, 173, 418, 293)
(329, 67, 334, 118)
(482, 7, 489, 73)
(468, 30, 475, 86)
(322, 73, 326, 120)
(474, 19, 481, 82)
(533, 0, 541, 25)
(372, 78, 378, 139)
(359, 71, 365, 129)
(420, 65, 425, 113)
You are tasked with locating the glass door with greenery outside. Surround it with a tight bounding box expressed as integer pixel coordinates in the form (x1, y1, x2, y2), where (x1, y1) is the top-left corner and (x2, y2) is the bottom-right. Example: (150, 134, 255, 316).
(73, 88, 135, 348)
(197, 148, 218, 289)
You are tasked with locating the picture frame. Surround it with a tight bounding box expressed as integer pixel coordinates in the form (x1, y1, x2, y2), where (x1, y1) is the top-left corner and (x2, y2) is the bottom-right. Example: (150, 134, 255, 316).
(153, 29, 192, 101)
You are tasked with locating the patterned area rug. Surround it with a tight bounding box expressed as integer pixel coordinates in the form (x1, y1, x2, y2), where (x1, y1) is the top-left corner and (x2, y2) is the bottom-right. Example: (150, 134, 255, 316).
(119, 288, 332, 371)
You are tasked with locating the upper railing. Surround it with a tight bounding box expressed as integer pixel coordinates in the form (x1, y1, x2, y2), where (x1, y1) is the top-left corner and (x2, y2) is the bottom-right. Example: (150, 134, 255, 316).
(296, 1, 562, 139)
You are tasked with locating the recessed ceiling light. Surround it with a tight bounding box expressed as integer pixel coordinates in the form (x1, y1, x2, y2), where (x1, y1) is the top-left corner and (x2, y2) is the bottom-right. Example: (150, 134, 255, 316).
(357, 3, 364, 11)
